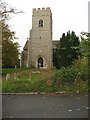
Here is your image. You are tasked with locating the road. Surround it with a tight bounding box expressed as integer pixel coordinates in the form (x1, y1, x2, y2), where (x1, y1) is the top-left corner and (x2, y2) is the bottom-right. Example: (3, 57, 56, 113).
(2, 93, 89, 118)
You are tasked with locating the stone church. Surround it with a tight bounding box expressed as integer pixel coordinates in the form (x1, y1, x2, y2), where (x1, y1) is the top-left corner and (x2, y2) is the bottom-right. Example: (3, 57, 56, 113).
(21, 7, 59, 68)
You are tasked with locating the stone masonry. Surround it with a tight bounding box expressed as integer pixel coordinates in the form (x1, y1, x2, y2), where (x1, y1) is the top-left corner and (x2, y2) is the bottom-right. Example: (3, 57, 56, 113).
(21, 7, 53, 68)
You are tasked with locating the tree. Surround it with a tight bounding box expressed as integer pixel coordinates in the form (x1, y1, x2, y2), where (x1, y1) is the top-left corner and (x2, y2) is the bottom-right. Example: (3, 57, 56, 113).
(79, 32, 90, 80)
(79, 32, 90, 58)
(0, 0, 22, 21)
(2, 39, 20, 67)
(0, 0, 21, 67)
(53, 31, 80, 68)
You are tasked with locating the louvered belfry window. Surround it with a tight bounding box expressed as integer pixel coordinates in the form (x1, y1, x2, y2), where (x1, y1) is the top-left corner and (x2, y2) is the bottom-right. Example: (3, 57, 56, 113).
(39, 20, 43, 27)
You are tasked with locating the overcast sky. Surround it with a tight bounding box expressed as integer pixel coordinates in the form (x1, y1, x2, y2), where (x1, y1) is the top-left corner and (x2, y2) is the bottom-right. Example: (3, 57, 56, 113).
(5, 0, 89, 50)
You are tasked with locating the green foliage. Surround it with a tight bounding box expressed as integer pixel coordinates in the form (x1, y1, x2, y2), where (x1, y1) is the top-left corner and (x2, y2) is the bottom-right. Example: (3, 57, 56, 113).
(2, 21, 20, 67)
(52, 53, 89, 92)
(2, 39, 20, 67)
(52, 58, 88, 84)
(1, 1, 21, 68)
(52, 67, 78, 85)
(2, 69, 88, 93)
(79, 32, 90, 58)
(74, 57, 88, 80)
(53, 31, 80, 68)
(79, 32, 90, 81)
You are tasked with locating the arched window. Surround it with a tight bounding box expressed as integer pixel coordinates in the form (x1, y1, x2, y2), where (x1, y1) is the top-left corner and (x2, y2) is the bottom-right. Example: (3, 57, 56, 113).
(39, 20, 43, 27)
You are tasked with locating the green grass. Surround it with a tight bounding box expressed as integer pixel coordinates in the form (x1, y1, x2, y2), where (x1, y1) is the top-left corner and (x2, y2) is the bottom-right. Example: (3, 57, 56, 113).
(2, 67, 32, 75)
(2, 68, 89, 93)
(2, 79, 88, 93)
(2, 69, 53, 92)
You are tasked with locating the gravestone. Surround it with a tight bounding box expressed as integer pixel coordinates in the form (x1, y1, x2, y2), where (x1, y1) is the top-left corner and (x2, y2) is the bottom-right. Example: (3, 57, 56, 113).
(6, 73, 10, 81)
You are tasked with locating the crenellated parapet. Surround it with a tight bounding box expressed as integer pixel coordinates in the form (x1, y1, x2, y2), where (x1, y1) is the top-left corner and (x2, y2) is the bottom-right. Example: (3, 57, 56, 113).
(32, 7, 51, 15)
(33, 7, 50, 11)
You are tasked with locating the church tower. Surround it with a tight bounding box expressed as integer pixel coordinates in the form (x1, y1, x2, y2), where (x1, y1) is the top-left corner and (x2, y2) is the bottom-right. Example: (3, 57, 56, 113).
(27, 7, 53, 68)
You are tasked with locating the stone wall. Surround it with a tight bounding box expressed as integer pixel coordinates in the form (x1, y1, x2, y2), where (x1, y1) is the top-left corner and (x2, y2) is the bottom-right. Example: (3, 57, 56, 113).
(28, 7, 53, 68)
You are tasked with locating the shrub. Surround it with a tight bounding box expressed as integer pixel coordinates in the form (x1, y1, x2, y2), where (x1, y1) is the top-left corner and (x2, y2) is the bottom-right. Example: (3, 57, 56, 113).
(52, 67, 79, 86)
(52, 55, 88, 87)
(73, 57, 88, 81)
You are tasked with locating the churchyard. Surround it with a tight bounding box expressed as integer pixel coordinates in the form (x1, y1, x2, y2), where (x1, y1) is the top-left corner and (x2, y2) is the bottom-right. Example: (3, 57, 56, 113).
(1, 67, 88, 93)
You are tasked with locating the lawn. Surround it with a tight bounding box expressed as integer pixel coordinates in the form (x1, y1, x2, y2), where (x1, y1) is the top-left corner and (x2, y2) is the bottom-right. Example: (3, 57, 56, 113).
(2, 67, 32, 75)
(2, 68, 89, 93)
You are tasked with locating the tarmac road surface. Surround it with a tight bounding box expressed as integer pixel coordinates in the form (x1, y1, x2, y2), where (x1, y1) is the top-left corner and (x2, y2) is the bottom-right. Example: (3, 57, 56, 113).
(2, 93, 89, 118)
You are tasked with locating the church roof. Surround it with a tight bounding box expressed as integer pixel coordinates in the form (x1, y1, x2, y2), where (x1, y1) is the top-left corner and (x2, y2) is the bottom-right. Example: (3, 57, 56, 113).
(52, 40, 60, 49)
(23, 40, 28, 50)
(23, 40, 60, 51)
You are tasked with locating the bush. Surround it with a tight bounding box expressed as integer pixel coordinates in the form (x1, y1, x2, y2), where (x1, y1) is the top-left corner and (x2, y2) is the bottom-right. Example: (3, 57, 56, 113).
(52, 57, 88, 90)
(73, 57, 88, 81)
(52, 67, 79, 86)
(2, 68, 88, 93)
